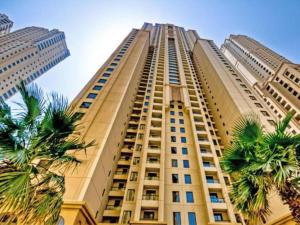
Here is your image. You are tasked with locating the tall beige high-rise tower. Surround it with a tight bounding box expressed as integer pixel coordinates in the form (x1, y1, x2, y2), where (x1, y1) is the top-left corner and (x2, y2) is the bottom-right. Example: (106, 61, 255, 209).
(221, 35, 300, 133)
(0, 26, 70, 100)
(60, 23, 295, 225)
(0, 13, 13, 36)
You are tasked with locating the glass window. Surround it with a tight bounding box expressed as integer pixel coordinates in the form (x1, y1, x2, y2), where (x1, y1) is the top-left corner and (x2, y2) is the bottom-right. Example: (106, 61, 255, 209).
(179, 119, 184, 124)
(184, 174, 191, 184)
(181, 137, 187, 143)
(172, 174, 179, 183)
(182, 147, 188, 155)
(80, 102, 92, 109)
(172, 159, 178, 167)
(183, 160, 190, 168)
(103, 73, 110, 77)
(93, 85, 102, 91)
(188, 212, 197, 225)
(106, 68, 114, 72)
(172, 191, 180, 202)
(126, 189, 135, 201)
(179, 112, 183, 116)
(171, 118, 175, 123)
(171, 147, 177, 154)
(121, 211, 132, 224)
(171, 126, 176, 132)
(170, 111, 175, 115)
(180, 127, 185, 133)
(130, 172, 138, 181)
(171, 136, 177, 142)
(214, 213, 223, 221)
(87, 93, 97, 99)
(173, 212, 181, 225)
(98, 79, 107, 83)
(186, 192, 194, 203)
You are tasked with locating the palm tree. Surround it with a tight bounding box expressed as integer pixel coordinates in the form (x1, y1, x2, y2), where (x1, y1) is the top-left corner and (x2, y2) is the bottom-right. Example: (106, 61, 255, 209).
(0, 82, 93, 225)
(221, 113, 300, 224)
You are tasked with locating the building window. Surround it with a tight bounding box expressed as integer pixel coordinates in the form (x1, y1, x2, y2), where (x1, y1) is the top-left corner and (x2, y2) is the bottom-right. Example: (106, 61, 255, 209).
(143, 211, 155, 220)
(183, 160, 190, 168)
(182, 147, 188, 155)
(170, 111, 175, 115)
(188, 212, 197, 225)
(171, 136, 177, 142)
(133, 157, 140, 165)
(121, 211, 132, 224)
(171, 118, 176, 123)
(98, 79, 107, 83)
(172, 191, 180, 202)
(172, 159, 178, 167)
(103, 73, 110, 77)
(255, 103, 263, 108)
(171, 147, 177, 154)
(184, 174, 192, 184)
(172, 174, 179, 183)
(171, 126, 176, 132)
(214, 213, 223, 222)
(87, 93, 97, 99)
(173, 212, 181, 225)
(180, 127, 185, 133)
(261, 111, 270, 116)
(130, 172, 138, 181)
(126, 189, 135, 201)
(179, 112, 183, 116)
(93, 85, 102, 91)
(106, 68, 114, 72)
(186, 192, 194, 203)
(80, 102, 91, 108)
(179, 119, 184, 124)
(181, 137, 187, 143)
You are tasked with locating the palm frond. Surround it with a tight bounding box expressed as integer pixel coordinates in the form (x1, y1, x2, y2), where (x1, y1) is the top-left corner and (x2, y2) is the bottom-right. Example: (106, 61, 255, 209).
(276, 112, 294, 134)
(232, 113, 264, 145)
(16, 81, 45, 127)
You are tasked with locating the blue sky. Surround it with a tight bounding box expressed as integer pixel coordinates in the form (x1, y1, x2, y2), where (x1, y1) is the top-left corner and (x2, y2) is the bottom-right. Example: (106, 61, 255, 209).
(2, 0, 300, 103)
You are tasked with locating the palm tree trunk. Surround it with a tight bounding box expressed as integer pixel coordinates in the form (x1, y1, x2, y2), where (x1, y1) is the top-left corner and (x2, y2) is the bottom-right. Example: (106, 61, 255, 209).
(278, 182, 300, 223)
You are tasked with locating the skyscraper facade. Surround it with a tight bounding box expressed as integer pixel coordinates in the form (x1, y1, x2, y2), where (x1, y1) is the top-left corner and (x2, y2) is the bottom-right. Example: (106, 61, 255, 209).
(221, 35, 299, 133)
(60, 23, 295, 225)
(0, 26, 70, 100)
(0, 13, 13, 36)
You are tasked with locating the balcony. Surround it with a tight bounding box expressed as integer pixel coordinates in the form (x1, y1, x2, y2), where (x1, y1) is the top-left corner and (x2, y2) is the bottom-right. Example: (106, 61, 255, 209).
(200, 149, 213, 157)
(210, 197, 225, 203)
(113, 171, 128, 180)
(109, 187, 125, 197)
(142, 194, 159, 200)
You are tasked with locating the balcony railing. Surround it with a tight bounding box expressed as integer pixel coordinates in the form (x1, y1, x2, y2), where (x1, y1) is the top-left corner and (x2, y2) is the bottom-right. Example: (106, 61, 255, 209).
(149, 145, 160, 150)
(140, 216, 158, 221)
(198, 138, 209, 142)
(207, 179, 220, 184)
(204, 164, 215, 168)
(142, 194, 159, 200)
(105, 204, 122, 210)
(115, 171, 128, 175)
(145, 176, 159, 180)
(210, 197, 225, 203)
(111, 187, 126, 191)
(146, 159, 160, 163)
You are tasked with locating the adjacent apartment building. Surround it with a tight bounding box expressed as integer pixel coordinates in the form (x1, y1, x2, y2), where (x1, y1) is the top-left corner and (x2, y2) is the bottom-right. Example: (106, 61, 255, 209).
(59, 23, 298, 225)
(0, 13, 13, 36)
(221, 35, 300, 133)
(0, 26, 70, 100)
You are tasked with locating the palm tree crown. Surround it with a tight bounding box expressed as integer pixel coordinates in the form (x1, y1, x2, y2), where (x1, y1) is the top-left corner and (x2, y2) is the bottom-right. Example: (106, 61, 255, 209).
(0, 82, 92, 225)
(221, 113, 300, 224)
